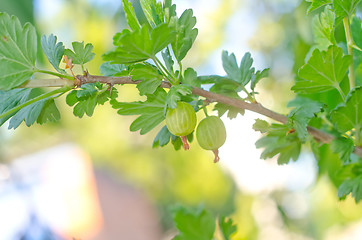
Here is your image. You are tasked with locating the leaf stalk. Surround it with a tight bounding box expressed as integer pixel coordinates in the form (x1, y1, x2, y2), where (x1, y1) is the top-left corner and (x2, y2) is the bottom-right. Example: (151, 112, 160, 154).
(335, 84, 346, 101)
(153, 57, 176, 84)
(343, 17, 356, 89)
(35, 69, 74, 80)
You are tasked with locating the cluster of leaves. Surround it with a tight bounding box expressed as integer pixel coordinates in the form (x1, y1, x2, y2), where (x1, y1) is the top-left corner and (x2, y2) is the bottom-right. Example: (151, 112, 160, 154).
(0, 3, 240, 237)
(171, 205, 237, 240)
(253, 119, 302, 165)
(199, 52, 269, 119)
(99, 0, 271, 152)
(0, 0, 269, 150)
(99, 0, 200, 149)
(337, 163, 362, 202)
(0, 11, 119, 129)
(66, 82, 117, 118)
(253, 0, 362, 202)
(0, 0, 361, 206)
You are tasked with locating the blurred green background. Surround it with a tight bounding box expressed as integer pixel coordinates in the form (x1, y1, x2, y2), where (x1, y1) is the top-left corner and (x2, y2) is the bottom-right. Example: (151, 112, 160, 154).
(0, 0, 362, 239)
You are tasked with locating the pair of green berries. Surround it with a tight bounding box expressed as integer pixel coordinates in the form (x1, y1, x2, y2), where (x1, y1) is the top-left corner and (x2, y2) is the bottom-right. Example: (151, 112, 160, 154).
(165, 102, 227, 163)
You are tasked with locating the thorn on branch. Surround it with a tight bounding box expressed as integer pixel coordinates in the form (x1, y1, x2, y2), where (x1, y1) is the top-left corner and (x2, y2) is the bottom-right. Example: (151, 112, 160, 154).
(74, 70, 89, 88)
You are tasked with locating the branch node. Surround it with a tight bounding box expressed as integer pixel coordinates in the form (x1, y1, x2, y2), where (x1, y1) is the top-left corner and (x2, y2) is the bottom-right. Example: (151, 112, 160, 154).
(107, 82, 114, 94)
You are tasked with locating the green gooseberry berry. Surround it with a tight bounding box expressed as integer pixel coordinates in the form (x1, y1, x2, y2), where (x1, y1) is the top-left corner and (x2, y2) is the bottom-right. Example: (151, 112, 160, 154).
(166, 101, 197, 150)
(196, 116, 226, 162)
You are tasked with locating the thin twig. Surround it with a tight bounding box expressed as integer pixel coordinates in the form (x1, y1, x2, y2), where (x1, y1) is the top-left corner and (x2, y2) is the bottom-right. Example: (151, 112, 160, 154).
(20, 79, 74, 88)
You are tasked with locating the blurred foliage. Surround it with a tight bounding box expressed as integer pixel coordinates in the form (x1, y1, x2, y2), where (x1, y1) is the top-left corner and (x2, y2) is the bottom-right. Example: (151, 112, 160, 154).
(183, 0, 242, 68)
(0, 131, 4, 161)
(0, 0, 34, 24)
(1, 0, 362, 239)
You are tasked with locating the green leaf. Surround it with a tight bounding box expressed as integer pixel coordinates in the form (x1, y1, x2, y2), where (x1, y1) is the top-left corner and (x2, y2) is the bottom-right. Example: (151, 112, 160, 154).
(8, 98, 59, 129)
(209, 77, 240, 94)
(137, 78, 162, 96)
(333, 0, 361, 25)
(0, 12, 37, 90)
(311, 141, 343, 186)
(0, 89, 29, 126)
(152, 125, 172, 147)
(152, 125, 193, 149)
(351, 17, 362, 86)
(351, 17, 362, 50)
(293, 45, 352, 94)
(222, 51, 239, 82)
(219, 216, 237, 240)
(37, 99, 61, 124)
(183, 68, 200, 88)
(312, 6, 335, 51)
(8, 97, 44, 129)
(306, 0, 332, 13)
(287, 96, 325, 109)
(64, 41, 95, 65)
(338, 175, 362, 203)
(131, 63, 163, 95)
(331, 137, 355, 163)
(111, 88, 166, 134)
(198, 75, 245, 117)
(121, 0, 141, 31)
(198, 75, 229, 84)
(165, 85, 193, 109)
(75, 83, 97, 98)
(164, 0, 177, 24)
(250, 68, 269, 91)
(172, 205, 215, 240)
(237, 52, 255, 86)
(255, 123, 302, 165)
(171, 133, 183, 150)
(170, 9, 198, 62)
(162, 48, 174, 73)
(41, 34, 65, 73)
(252, 119, 269, 133)
(100, 62, 127, 76)
(331, 86, 361, 135)
(0, 88, 60, 129)
(66, 83, 116, 118)
(222, 51, 255, 86)
(140, 0, 163, 27)
(287, 102, 323, 142)
(103, 23, 176, 64)
(206, 87, 244, 119)
(214, 102, 244, 119)
(198, 75, 239, 96)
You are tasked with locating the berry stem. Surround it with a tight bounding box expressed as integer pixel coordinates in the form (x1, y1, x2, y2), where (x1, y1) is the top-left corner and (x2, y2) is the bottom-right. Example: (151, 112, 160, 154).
(180, 136, 189, 150)
(212, 149, 220, 163)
